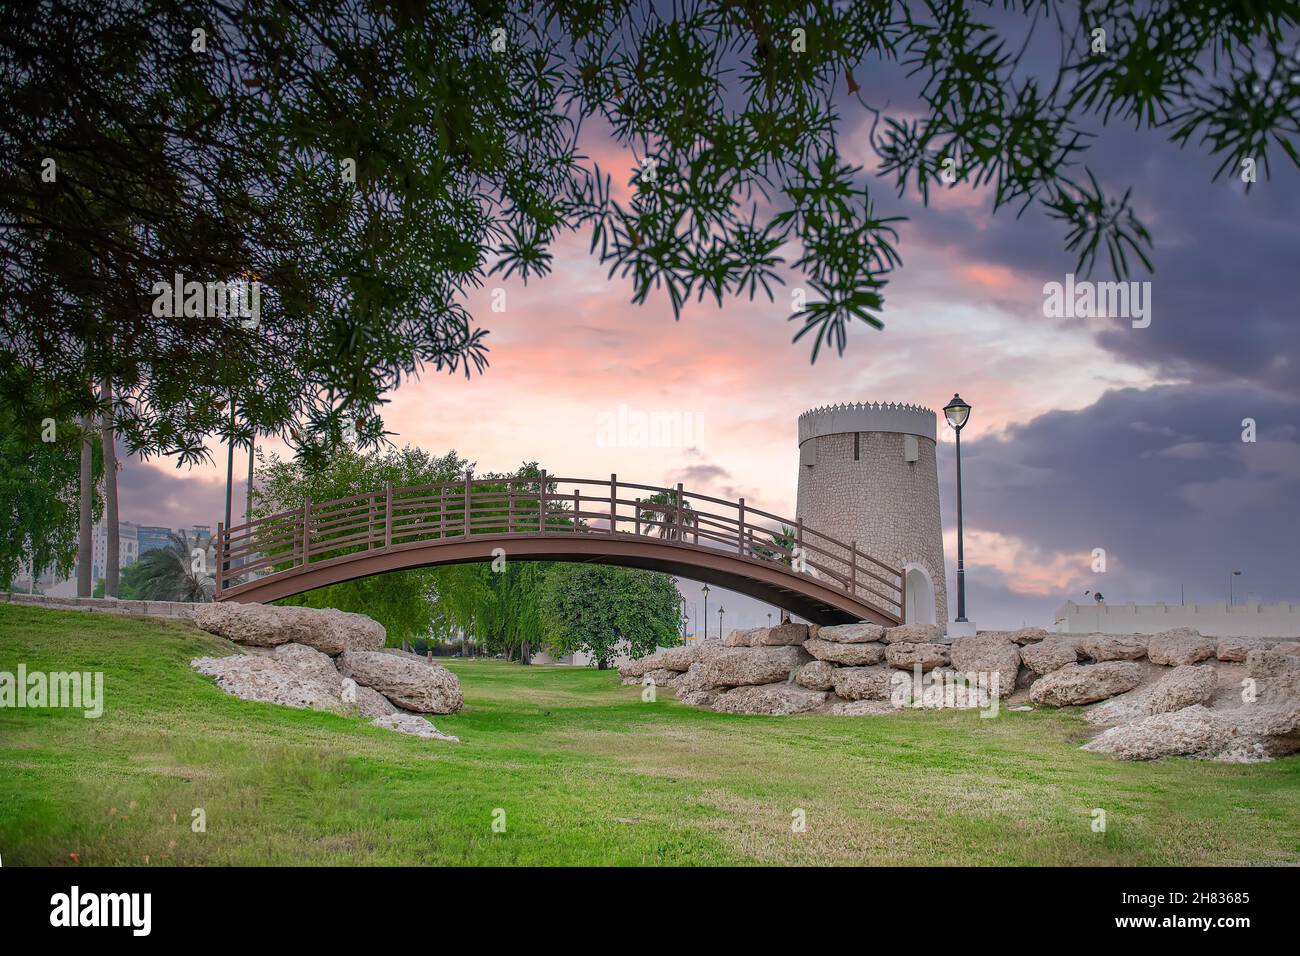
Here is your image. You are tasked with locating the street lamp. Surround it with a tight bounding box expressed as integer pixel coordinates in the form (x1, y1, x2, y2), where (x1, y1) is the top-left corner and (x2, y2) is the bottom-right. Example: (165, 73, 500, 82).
(944, 393, 972, 625)
(1230, 569, 1242, 606)
(718, 605, 725, 639)
(701, 584, 710, 641)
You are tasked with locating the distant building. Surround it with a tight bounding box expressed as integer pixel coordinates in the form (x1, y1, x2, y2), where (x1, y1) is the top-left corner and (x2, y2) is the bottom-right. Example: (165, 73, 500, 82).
(87, 518, 139, 581)
(48, 519, 216, 595)
(137, 526, 174, 557)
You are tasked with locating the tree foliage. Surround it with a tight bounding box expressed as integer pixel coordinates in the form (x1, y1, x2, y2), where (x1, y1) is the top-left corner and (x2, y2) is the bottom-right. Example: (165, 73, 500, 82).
(251, 444, 469, 642)
(4, 0, 1294, 463)
(542, 562, 682, 668)
(118, 530, 213, 601)
(0, 407, 101, 589)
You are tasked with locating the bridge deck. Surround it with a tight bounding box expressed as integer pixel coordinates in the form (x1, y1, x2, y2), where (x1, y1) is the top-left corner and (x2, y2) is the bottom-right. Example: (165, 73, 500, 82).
(216, 473, 903, 626)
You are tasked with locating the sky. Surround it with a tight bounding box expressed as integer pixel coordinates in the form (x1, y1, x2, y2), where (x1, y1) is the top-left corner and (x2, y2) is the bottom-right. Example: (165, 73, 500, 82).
(113, 22, 1300, 632)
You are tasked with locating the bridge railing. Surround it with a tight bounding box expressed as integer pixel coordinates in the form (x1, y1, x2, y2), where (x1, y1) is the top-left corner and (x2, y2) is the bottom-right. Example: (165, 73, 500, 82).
(217, 472, 903, 619)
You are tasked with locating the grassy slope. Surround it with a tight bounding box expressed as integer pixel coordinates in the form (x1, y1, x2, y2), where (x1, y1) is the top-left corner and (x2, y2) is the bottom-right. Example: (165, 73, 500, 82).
(0, 604, 1296, 866)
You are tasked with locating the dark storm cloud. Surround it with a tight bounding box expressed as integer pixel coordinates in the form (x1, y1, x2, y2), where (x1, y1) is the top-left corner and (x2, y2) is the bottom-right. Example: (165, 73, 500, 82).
(115, 443, 230, 530)
(884, 117, 1300, 397)
(941, 383, 1300, 614)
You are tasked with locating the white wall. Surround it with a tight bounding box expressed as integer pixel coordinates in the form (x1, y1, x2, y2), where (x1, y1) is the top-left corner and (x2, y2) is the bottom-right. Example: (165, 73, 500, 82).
(1056, 601, 1300, 637)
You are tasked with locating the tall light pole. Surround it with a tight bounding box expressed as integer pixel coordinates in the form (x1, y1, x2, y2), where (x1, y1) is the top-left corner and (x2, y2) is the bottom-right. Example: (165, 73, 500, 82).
(718, 605, 725, 640)
(1230, 569, 1242, 606)
(701, 584, 710, 641)
(944, 394, 972, 625)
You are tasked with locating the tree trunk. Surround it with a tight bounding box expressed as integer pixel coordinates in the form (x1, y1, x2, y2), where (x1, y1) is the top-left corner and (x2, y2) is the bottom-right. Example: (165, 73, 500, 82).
(521, 638, 531, 665)
(100, 381, 119, 598)
(77, 414, 93, 597)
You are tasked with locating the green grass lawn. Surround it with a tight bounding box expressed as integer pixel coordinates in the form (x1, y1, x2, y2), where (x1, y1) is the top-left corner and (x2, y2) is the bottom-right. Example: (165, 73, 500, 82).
(1, 604, 1297, 866)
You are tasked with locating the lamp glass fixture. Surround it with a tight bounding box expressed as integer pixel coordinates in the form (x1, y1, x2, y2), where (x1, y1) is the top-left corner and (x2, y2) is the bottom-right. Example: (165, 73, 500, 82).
(944, 394, 971, 430)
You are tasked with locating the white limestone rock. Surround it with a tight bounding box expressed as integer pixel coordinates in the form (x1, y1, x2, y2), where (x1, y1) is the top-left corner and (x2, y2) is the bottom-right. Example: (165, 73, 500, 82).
(1029, 662, 1144, 707)
(371, 713, 459, 741)
(816, 622, 886, 644)
(804, 638, 886, 666)
(885, 642, 949, 672)
(1147, 628, 1215, 666)
(658, 645, 701, 671)
(883, 623, 946, 645)
(1019, 637, 1081, 676)
(695, 645, 812, 687)
(337, 650, 463, 714)
(711, 682, 827, 716)
(272, 642, 343, 687)
(831, 666, 895, 702)
(1078, 633, 1149, 662)
(1145, 664, 1217, 715)
(749, 623, 810, 646)
(1083, 705, 1235, 760)
(827, 700, 898, 717)
(949, 633, 1020, 698)
(723, 628, 762, 647)
(793, 660, 836, 691)
(617, 653, 665, 679)
(192, 654, 347, 714)
(193, 602, 385, 655)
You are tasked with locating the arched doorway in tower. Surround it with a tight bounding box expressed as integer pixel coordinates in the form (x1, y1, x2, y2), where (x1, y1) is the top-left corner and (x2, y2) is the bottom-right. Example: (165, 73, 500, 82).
(903, 563, 936, 625)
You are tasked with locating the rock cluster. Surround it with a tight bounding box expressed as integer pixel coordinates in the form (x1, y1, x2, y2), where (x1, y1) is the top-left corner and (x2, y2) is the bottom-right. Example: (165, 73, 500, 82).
(1077, 637, 1300, 761)
(191, 603, 460, 741)
(620, 622, 998, 718)
(618, 622, 1300, 763)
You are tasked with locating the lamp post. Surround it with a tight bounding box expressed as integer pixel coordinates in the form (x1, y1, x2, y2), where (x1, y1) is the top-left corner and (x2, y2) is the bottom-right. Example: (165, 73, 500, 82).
(944, 394, 972, 625)
(718, 605, 725, 639)
(1230, 570, 1242, 606)
(701, 584, 710, 641)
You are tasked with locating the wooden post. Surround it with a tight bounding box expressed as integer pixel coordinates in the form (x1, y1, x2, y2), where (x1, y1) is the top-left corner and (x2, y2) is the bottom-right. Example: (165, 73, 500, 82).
(573, 488, 580, 530)
(368, 492, 376, 550)
(610, 474, 617, 534)
(384, 481, 393, 550)
(302, 499, 311, 565)
(795, 517, 803, 572)
(215, 522, 224, 597)
(439, 482, 446, 539)
(635, 498, 641, 536)
(464, 471, 472, 537)
(538, 470, 547, 532)
(508, 479, 515, 534)
(737, 497, 745, 557)
(675, 483, 684, 542)
(850, 540, 857, 595)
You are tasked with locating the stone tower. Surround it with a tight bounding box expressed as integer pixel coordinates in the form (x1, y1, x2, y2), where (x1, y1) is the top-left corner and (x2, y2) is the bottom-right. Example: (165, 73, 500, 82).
(796, 402, 948, 625)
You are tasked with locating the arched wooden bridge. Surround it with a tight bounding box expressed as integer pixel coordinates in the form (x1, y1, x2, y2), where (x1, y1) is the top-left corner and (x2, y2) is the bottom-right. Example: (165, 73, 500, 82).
(215, 473, 903, 625)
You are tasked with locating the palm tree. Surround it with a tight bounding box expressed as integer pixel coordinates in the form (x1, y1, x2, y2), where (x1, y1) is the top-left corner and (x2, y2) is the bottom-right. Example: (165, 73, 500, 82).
(752, 524, 797, 565)
(121, 531, 214, 602)
(752, 525, 797, 624)
(637, 490, 695, 541)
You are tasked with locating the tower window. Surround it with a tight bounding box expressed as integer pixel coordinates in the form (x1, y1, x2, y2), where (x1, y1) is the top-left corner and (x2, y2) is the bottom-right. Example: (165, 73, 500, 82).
(853, 432, 860, 461)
